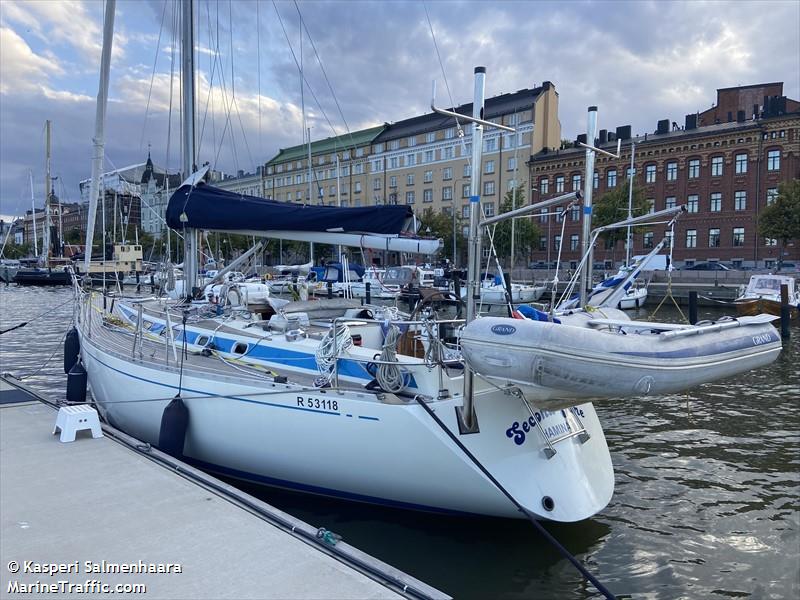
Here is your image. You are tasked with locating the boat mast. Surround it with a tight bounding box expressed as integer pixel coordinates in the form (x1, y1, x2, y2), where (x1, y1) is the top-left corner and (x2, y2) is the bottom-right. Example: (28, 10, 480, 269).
(579, 107, 598, 306)
(43, 120, 52, 265)
(626, 142, 635, 267)
(29, 170, 38, 258)
(181, 0, 199, 296)
(84, 0, 116, 274)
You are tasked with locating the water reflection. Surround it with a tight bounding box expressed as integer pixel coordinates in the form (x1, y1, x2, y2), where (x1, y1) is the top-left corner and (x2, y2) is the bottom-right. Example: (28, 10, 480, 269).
(1, 286, 797, 599)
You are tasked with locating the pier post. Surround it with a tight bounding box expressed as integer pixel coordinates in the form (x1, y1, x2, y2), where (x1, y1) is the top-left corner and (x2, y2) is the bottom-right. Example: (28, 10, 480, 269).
(780, 283, 791, 339)
(503, 273, 514, 317)
(327, 281, 333, 299)
(365, 282, 371, 304)
(688, 291, 698, 325)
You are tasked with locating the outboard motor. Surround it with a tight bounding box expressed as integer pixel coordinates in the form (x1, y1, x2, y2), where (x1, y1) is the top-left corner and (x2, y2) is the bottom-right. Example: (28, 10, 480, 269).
(64, 327, 80, 373)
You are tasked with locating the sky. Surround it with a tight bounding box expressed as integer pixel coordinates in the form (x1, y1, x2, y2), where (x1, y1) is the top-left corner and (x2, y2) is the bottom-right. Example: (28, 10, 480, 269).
(1, 0, 798, 220)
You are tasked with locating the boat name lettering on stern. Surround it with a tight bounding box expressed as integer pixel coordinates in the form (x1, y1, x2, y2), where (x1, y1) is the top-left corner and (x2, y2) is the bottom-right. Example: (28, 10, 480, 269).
(505, 407, 585, 445)
(296, 396, 339, 411)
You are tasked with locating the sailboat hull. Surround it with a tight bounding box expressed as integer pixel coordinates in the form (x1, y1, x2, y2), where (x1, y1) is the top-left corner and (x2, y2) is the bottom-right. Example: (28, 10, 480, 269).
(79, 327, 614, 521)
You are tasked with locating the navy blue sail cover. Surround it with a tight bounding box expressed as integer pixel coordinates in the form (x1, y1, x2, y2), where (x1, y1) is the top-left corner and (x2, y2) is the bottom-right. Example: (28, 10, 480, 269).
(166, 184, 414, 235)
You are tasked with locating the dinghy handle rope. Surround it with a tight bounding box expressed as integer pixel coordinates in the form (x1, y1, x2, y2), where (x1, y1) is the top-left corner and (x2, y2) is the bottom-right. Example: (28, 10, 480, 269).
(414, 398, 617, 600)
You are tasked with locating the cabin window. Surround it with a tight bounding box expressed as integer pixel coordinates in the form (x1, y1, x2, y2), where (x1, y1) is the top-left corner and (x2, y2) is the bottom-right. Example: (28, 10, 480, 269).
(232, 342, 249, 355)
(196, 335, 210, 347)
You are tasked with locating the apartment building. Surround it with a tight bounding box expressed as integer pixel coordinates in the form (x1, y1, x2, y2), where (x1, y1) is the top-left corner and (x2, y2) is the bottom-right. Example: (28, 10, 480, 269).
(528, 82, 800, 269)
(264, 83, 562, 230)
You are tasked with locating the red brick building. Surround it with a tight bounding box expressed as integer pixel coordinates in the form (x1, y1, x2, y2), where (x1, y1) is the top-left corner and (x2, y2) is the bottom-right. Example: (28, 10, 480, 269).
(527, 82, 800, 269)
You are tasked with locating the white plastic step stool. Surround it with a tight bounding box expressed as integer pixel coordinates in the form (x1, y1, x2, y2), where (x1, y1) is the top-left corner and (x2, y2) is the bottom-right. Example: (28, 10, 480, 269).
(52, 405, 103, 443)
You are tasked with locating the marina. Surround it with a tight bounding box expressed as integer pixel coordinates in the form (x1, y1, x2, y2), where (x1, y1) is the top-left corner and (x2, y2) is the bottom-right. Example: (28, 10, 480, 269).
(0, 1, 798, 598)
(1, 285, 798, 598)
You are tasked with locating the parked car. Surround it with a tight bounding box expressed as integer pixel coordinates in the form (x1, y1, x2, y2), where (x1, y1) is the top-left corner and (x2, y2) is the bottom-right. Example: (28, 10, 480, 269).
(681, 262, 731, 271)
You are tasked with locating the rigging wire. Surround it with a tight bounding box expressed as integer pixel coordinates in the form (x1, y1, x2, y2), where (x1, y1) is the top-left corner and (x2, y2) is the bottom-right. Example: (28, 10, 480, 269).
(139, 0, 169, 154)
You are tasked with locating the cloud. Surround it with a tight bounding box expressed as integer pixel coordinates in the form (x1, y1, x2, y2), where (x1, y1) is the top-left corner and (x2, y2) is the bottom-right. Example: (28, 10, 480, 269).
(0, 0, 798, 219)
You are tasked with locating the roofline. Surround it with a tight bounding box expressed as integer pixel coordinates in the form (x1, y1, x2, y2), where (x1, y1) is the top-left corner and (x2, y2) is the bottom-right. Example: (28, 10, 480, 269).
(717, 82, 783, 93)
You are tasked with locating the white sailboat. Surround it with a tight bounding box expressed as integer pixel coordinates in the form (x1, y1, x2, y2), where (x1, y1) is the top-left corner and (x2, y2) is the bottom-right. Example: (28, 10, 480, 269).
(75, 4, 615, 521)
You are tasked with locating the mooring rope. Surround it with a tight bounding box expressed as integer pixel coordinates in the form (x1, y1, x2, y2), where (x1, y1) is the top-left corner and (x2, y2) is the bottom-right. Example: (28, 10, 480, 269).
(415, 397, 616, 600)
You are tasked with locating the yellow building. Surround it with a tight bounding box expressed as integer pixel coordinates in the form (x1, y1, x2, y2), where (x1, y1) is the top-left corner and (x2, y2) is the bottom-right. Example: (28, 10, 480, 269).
(264, 82, 561, 231)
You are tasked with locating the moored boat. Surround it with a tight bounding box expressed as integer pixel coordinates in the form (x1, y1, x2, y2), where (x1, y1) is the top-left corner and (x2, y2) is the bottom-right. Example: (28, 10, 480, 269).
(734, 274, 799, 319)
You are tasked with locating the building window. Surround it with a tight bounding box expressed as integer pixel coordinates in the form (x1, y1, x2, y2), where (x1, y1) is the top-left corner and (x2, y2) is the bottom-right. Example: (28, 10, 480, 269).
(389, 175, 397, 188)
(507, 179, 517, 192)
(483, 202, 495, 217)
(687, 194, 699, 213)
(571, 206, 581, 222)
(389, 140, 399, 151)
(711, 156, 723, 176)
(442, 186, 453, 201)
(442, 146, 454, 160)
(710, 192, 722, 212)
(408, 136, 416, 147)
(734, 190, 746, 211)
(607, 169, 617, 188)
(424, 170, 433, 183)
(406, 153, 417, 167)
(374, 143, 384, 153)
(462, 183, 471, 198)
(572, 174, 581, 191)
(485, 160, 495, 174)
(462, 205, 470, 218)
(555, 206, 563, 223)
(709, 228, 720, 247)
(555, 176, 564, 193)
(443, 167, 452, 180)
(424, 150, 434, 163)
(407, 173, 414, 186)
(570, 234, 579, 251)
(686, 229, 697, 248)
(688, 159, 700, 179)
(735, 153, 747, 174)
(538, 236, 547, 251)
(733, 227, 745, 247)
(665, 196, 676, 209)
(508, 157, 517, 171)
(329, 185, 336, 196)
(766, 187, 778, 205)
(553, 234, 561, 251)
(648, 199, 656, 213)
(426, 132, 436, 143)
(539, 208, 548, 223)
(356, 148, 364, 158)
(645, 164, 656, 183)
(463, 164, 471, 178)
(483, 181, 495, 196)
(445, 128, 455, 139)
(666, 161, 677, 181)
(354, 163, 364, 175)
(767, 149, 780, 171)
(540, 178, 549, 195)
(354, 182, 362, 193)
(423, 189, 433, 203)
(484, 137, 497, 152)
(643, 231, 654, 248)
(593, 172, 599, 189)
(406, 191, 415, 204)
(373, 178, 381, 191)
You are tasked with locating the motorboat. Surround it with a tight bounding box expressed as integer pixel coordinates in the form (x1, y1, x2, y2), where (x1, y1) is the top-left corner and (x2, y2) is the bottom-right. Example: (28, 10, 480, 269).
(734, 274, 799, 319)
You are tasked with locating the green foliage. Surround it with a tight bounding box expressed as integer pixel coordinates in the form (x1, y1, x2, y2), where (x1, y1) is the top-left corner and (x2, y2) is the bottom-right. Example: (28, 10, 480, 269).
(1, 243, 31, 259)
(591, 178, 650, 248)
(488, 187, 540, 266)
(64, 228, 82, 244)
(758, 179, 800, 245)
(418, 207, 466, 264)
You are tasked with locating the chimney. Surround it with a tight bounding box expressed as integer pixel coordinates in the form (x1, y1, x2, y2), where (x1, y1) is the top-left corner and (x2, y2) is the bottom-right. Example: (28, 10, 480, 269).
(685, 114, 697, 130)
(656, 119, 669, 135)
(598, 129, 608, 144)
(577, 133, 587, 145)
(753, 104, 759, 120)
(615, 125, 632, 140)
(736, 110, 745, 123)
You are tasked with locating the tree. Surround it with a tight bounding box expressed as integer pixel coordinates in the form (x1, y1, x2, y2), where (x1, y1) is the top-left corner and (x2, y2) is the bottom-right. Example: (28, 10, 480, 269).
(758, 179, 800, 270)
(488, 186, 540, 267)
(418, 207, 466, 265)
(64, 228, 82, 244)
(591, 178, 650, 262)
